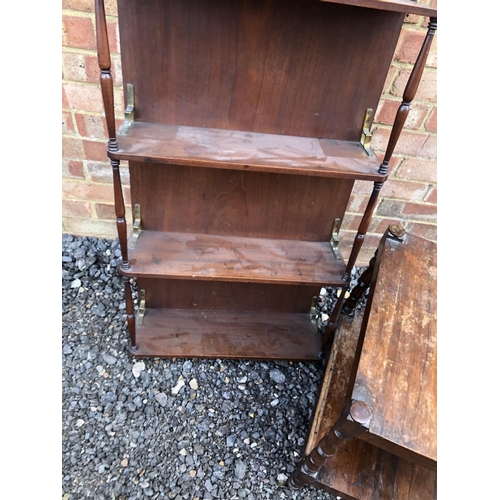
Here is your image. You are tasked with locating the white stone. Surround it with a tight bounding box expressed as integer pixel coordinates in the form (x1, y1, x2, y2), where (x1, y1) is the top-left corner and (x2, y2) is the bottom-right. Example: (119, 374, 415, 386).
(132, 361, 145, 378)
(171, 379, 185, 395)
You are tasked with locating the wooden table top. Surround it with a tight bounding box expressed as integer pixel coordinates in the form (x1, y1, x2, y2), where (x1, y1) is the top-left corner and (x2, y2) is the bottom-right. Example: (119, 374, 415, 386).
(352, 231, 437, 469)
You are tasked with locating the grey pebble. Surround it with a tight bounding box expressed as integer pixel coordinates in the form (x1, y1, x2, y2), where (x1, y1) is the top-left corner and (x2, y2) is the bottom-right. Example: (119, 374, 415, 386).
(102, 353, 117, 365)
(234, 460, 247, 479)
(269, 369, 286, 385)
(155, 392, 168, 407)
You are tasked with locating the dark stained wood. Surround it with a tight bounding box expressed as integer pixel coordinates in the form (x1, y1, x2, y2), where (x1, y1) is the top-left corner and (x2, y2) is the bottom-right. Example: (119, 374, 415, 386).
(352, 230, 437, 470)
(291, 313, 436, 499)
(96, 0, 437, 364)
(117, 0, 404, 141)
(379, 18, 437, 175)
(111, 159, 130, 270)
(137, 278, 322, 313)
(123, 276, 136, 349)
(110, 123, 385, 181)
(124, 230, 346, 286)
(322, 180, 383, 346)
(320, 0, 437, 17)
(94, 0, 117, 150)
(342, 254, 376, 315)
(131, 309, 322, 360)
(129, 162, 354, 241)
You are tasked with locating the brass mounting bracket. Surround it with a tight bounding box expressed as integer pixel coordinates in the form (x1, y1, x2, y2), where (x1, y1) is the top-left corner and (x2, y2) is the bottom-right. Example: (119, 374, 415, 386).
(137, 289, 146, 328)
(129, 204, 142, 249)
(330, 218, 341, 260)
(119, 83, 135, 134)
(360, 108, 375, 155)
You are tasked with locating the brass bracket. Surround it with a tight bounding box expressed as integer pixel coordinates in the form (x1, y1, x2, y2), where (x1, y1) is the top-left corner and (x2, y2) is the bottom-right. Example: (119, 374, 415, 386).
(119, 83, 135, 134)
(129, 204, 142, 249)
(330, 218, 341, 260)
(360, 108, 375, 155)
(137, 289, 146, 329)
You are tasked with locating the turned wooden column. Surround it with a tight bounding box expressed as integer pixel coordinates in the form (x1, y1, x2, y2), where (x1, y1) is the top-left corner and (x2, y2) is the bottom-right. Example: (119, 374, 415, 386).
(95, 0, 137, 349)
(323, 18, 437, 348)
(290, 400, 373, 489)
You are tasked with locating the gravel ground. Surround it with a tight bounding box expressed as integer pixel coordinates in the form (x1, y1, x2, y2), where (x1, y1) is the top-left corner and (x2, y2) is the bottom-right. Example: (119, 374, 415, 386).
(62, 234, 366, 500)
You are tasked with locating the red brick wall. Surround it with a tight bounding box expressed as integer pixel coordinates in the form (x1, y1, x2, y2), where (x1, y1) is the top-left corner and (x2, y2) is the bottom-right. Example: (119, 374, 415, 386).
(62, 0, 437, 266)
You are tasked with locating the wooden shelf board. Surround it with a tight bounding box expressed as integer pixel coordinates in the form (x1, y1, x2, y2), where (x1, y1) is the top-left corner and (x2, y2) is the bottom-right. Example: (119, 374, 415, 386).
(132, 309, 322, 361)
(124, 230, 346, 286)
(321, 0, 437, 17)
(110, 122, 386, 181)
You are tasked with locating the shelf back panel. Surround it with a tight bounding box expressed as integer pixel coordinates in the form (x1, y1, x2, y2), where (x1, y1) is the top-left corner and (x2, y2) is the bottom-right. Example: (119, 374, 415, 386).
(129, 161, 354, 241)
(117, 0, 404, 141)
(138, 277, 322, 313)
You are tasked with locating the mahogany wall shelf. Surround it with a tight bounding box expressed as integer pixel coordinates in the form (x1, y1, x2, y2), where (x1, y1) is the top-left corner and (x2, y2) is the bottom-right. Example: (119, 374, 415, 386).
(95, 0, 437, 361)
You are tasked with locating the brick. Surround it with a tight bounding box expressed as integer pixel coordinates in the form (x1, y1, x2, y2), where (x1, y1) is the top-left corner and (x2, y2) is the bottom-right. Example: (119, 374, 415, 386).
(83, 53, 101, 83)
(402, 202, 436, 223)
(405, 222, 437, 242)
(63, 53, 87, 84)
(379, 179, 429, 201)
(108, 21, 120, 54)
(424, 186, 437, 204)
(374, 99, 429, 130)
(342, 213, 385, 234)
(95, 203, 116, 220)
(376, 199, 405, 218)
(395, 29, 426, 64)
(63, 217, 118, 239)
(371, 128, 429, 157)
(63, 83, 105, 113)
(346, 193, 370, 214)
(381, 65, 400, 95)
(82, 139, 109, 161)
(62, 199, 92, 218)
(62, 85, 70, 109)
(419, 134, 437, 159)
(75, 114, 107, 140)
(62, 159, 85, 179)
(425, 107, 437, 132)
(111, 56, 123, 86)
(62, 112, 75, 134)
(63, 181, 131, 206)
(62, 16, 95, 50)
(392, 68, 437, 102)
(396, 158, 437, 183)
(62, 136, 84, 159)
(87, 162, 130, 185)
(63, 180, 115, 202)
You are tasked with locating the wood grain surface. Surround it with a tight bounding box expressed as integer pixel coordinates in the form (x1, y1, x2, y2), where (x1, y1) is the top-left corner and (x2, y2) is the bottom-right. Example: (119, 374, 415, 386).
(132, 309, 322, 360)
(112, 122, 384, 180)
(353, 233, 437, 470)
(124, 230, 345, 286)
(300, 313, 437, 499)
(129, 161, 354, 242)
(117, 0, 403, 141)
(137, 277, 322, 313)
